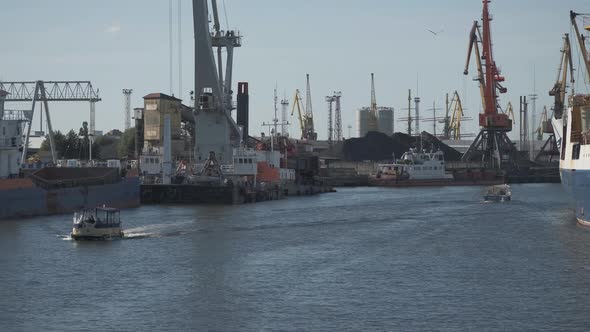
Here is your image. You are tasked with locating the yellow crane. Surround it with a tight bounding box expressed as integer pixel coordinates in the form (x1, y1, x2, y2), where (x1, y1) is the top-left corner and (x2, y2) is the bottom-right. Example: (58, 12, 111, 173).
(505, 102, 515, 125)
(447, 91, 465, 140)
(291, 88, 316, 140)
(536, 106, 549, 141)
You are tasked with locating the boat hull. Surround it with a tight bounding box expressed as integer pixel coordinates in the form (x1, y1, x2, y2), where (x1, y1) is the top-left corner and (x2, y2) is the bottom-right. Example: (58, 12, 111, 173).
(0, 177, 140, 220)
(71, 232, 124, 241)
(560, 168, 590, 226)
(368, 178, 504, 187)
(483, 195, 511, 202)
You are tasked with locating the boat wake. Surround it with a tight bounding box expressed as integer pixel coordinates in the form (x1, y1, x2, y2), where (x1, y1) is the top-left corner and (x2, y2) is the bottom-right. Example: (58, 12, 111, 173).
(123, 231, 160, 240)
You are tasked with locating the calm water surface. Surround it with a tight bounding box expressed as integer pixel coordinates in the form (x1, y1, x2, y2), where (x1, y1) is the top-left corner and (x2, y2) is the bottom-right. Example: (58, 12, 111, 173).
(2, 184, 590, 331)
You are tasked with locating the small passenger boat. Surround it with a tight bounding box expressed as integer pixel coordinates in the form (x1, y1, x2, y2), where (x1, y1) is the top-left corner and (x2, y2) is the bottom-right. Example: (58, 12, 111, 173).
(484, 184, 512, 202)
(71, 206, 124, 240)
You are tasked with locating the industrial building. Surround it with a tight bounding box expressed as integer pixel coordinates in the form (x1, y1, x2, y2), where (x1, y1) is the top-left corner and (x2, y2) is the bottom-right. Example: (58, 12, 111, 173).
(0, 90, 24, 178)
(357, 107, 394, 137)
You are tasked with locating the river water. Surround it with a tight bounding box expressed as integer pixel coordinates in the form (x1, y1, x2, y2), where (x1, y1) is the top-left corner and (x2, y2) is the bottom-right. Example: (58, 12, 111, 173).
(2, 184, 590, 331)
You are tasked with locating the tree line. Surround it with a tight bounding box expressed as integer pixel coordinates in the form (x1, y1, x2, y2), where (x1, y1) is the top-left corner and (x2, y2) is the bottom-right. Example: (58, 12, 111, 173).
(39, 125, 135, 160)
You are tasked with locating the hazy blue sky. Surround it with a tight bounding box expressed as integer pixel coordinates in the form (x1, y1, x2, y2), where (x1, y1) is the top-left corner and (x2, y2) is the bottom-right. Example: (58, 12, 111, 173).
(2, 0, 590, 141)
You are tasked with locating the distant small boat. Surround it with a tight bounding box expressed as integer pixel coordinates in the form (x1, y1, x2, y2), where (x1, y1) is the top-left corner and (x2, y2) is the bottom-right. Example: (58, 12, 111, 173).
(71, 206, 124, 240)
(484, 184, 512, 202)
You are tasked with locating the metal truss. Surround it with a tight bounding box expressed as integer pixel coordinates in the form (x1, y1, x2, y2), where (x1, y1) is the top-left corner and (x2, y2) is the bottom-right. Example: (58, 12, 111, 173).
(0, 81, 101, 102)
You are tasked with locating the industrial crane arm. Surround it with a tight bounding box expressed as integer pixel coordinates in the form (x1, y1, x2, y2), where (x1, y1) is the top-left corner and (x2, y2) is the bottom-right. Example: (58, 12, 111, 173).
(464, 21, 487, 115)
(463, 21, 478, 76)
(571, 11, 590, 83)
(549, 34, 574, 118)
(291, 90, 305, 138)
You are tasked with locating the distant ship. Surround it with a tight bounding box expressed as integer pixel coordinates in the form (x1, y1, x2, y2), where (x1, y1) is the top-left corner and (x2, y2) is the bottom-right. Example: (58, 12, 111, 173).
(370, 149, 453, 186)
(369, 148, 504, 187)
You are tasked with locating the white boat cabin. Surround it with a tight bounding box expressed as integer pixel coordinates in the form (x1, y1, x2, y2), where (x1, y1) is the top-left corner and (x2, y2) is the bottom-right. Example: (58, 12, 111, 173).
(376, 149, 452, 180)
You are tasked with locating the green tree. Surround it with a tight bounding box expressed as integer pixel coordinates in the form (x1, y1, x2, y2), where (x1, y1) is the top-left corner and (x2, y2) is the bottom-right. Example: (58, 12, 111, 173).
(40, 130, 66, 158)
(118, 128, 136, 159)
(63, 129, 81, 159)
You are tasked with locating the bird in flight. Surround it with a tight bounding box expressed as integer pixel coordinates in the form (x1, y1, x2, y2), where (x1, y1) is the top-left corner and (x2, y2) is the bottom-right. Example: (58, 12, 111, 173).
(428, 29, 444, 36)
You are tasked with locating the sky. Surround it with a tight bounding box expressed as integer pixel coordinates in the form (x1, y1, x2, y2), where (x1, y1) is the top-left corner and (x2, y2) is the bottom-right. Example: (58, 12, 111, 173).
(2, 0, 590, 141)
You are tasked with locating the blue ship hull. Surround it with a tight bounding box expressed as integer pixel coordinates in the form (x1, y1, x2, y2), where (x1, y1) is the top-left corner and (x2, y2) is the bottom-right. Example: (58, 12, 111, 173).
(0, 177, 140, 220)
(560, 169, 590, 226)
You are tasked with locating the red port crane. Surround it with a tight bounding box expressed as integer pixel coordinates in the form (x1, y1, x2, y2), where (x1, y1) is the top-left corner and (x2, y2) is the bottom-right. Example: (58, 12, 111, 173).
(461, 0, 517, 169)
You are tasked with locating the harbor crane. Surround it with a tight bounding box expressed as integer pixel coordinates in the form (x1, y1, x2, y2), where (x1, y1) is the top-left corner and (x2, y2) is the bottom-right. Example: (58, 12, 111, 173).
(291, 74, 317, 141)
(461, 0, 518, 169)
(448, 91, 467, 140)
(548, 33, 574, 119)
(536, 33, 576, 163)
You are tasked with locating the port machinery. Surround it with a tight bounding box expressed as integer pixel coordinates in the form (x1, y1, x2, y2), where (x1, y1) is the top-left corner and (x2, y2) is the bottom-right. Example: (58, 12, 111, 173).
(461, 0, 519, 169)
(536, 32, 574, 164)
(291, 74, 317, 141)
(0, 81, 101, 164)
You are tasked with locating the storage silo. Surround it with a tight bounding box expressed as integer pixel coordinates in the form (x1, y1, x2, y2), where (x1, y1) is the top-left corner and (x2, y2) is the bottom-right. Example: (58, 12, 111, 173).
(377, 108, 394, 136)
(357, 108, 370, 137)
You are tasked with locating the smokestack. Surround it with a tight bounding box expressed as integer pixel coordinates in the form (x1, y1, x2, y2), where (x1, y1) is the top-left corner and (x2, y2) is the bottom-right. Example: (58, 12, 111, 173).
(237, 82, 249, 142)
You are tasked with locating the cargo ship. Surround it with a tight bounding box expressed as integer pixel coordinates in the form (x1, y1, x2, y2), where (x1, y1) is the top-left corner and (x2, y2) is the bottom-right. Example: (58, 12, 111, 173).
(551, 11, 590, 226)
(0, 89, 139, 220)
(553, 94, 590, 226)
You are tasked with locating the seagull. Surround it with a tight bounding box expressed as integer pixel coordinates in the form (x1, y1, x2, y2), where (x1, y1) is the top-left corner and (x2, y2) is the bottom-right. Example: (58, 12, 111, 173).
(428, 29, 444, 36)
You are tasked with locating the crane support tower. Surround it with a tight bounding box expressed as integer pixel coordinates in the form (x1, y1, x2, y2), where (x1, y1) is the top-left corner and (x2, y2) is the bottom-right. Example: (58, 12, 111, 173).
(461, 0, 518, 169)
(325, 95, 335, 144)
(123, 89, 133, 130)
(193, 0, 242, 163)
(334, 91, 342, 142)
(280, 95, 289, 136)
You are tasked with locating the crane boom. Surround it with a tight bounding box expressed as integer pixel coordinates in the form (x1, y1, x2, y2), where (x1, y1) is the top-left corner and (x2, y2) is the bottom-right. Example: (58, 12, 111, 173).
(291, 89, 305, 138)
(549, 33, 574, 119)
(571, 11, 590, 83)
(464, 21, 487, 114)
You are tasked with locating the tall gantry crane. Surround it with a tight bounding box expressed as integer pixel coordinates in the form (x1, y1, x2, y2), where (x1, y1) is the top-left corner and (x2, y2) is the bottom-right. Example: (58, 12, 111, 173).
(461, 0, 517, 169)
(0, 80, 101, 164)
(291, 76, 317, 141)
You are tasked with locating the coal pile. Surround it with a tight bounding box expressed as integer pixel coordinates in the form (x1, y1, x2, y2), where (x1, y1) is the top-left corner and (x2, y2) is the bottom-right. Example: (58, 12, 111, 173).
(343, 131, 462, 162)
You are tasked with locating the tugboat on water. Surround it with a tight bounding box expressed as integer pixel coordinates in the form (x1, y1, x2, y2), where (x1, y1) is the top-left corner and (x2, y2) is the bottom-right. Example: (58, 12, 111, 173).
(71, 206, 124, 240)
(483, 184, 512, 202)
